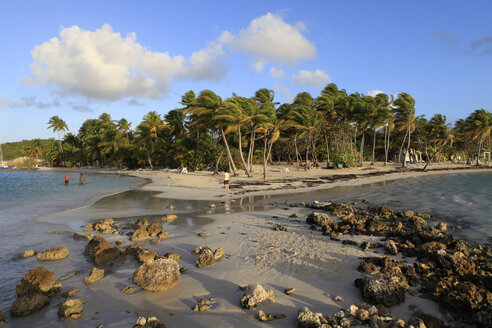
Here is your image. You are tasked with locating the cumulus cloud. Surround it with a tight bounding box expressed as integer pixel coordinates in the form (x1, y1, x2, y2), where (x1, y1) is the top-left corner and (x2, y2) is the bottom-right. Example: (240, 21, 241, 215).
(293, 69, 330, 88)
(273, 85, 291, 102)
(270, 67, 285, 79)
(367, 90, 383, 97)
(221, 13, 316, 70)
(23, 24, 227, 101)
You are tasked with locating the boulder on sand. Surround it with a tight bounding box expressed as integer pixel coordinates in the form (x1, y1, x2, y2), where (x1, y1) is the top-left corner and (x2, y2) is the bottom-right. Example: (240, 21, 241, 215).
(296, 307, 328, 328)
(131, 227, 149, 241)
(240, 284, 275, 309)
(355, 274, 409, 307)
(94, 246, 121, 266)
(58, 298, 83, 318)
(133, 258, 180, 291)
(37, 247, 69, 261)
(10, 293, 49, 317)
(146, 223, 163, 237)
(84, 267, 104, 285)
(19, 249, 36, 258)
(84, 236, 120, 265)
(137, 249, 158, 263)
(16, 266, 60, 296)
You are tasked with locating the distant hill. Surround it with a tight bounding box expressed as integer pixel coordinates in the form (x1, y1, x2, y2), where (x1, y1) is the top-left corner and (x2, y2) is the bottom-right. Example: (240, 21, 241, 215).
(1, 139, 50, 161)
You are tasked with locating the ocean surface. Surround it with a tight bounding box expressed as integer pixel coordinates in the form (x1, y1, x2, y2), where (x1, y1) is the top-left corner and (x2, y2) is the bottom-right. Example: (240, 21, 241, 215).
(0, 170, 490, 327)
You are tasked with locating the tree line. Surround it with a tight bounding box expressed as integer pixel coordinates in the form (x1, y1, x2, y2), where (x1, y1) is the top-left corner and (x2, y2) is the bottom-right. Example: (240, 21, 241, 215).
(16, 83, 492, 176)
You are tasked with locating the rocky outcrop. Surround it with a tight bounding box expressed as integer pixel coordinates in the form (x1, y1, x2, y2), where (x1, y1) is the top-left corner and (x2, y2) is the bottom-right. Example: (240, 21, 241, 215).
(192, 298, 214, 312)
(162, 214, 177, 222)
(147, 223, 163, 237)
(240, 284, 275, 309)
(84, 267, 104, 284)
(355, 274, 409, 307)
(133, 259, 180, 291)
(58, 298, 83, 318)
(84, 218, 118, 234)
(37, 247, 69, 261)
(131, 227, 149, 241)
(296, 307, 328, 328)
(11, 267, 60, 317)
(137, 249, 158, 263)
(134, 316, 166, 328)
(84, 236, 120, 265)
(10, 293, 49, 317)
(19, 249, 35, 258)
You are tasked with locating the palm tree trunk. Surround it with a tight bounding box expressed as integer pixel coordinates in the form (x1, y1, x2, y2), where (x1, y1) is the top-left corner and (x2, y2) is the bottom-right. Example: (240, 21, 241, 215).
(220, 128, 237, 175)
(384, 125, 388, 166)
(305, 143, 310, 171)
(263, 134, 267, 179)
(422, 142, 447, 171)
(359, 132, 365, 166)
(267, 139, 274, 164)
(325, 133, 330, 167)
(237, 125, 251, 177)
(371, 127, 377, 165)
(214, 148, 224, 175)
(249, 131, 255, 172)
(477, 135, 483, 166)
(294, 136, 300, 170)
(399, 129, 408, 166)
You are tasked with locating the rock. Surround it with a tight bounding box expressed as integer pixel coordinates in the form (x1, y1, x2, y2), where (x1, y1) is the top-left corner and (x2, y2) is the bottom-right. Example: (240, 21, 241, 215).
(84, 236, 113, 258)
(0, 310, 5, 321)
(197, 232, 207, 238)
(115, 239, 123, 245)
(306, 212, 331, 226)
(131, 227, 149, 241)
(58, 298, 83, 318)
(275, 224, 288, 231)
(19, 249, 36, 258)
(94, 246, 121, 265)
(133, 258, 180, 291)
(356, 309, 370, 321)
(285, 288, 295, 295)
(37, 247, 69, 261)
(123, 244, 142, 256)
(84, 267, 104, 284)
(213, 247, 224, 260)
(167, 205, 174, 209)
(385, 240, 398, 255)
(192, 298, 213, 312)
(10, 293, 49, 317)
(63, 289, 80, 297)
(436, 222, 447, 232)
(402, 210, 414, 218)
(334, 295, 344, 302)
(59, 272, 77, 281)
(136, 218, 149, 226)
(16, 266, 58, 296)
(240, 285, 275, 309)
(179, 267, 187, 273)
(356, 274, 409, 307)
(147, 223, 163, 237)
(296, 307, 328, 328)
(289, 213, 298, 218)
(257, 310, 274, 321)
(121, 286, 136, 294)
(136, 317, 147, 325)
(358, 261, 378, 274)
(73, 232, 92, 240)
(196, 249, 215, 268)
(138, 249, 158, 263)
(340, 317, 350, 327)
(162, 214, 177, 223)
(348, 304, 358, 316)
(164, 252, 181, 262)
(157, 231, 169, 239)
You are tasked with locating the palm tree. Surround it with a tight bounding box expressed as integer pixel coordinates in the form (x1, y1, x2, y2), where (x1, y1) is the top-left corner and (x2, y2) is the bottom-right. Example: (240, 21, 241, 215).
(371, 93, 393, 165)
(116, 118, 132, 144)
(136, 111, 168, 168)
(421, 114, 453, 171)
(25, 139, 43, 162)
(165, 109, 187, 141)
(466, 109, 492, 165)
(221, 95, 254, 177)
(47, 116, 68, 156)
(393, 93, 416, 167)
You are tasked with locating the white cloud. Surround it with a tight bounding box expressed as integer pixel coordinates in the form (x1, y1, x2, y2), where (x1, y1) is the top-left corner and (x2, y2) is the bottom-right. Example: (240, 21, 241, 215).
(293, 69, 331, 88)
(24, 24, 227, 101)
(273, 85, 291, 102)
(367, 90, 383, 97)
(222, 13, 316, 70)
(270, 67, 285, 79)
(1, 96, 61, 109)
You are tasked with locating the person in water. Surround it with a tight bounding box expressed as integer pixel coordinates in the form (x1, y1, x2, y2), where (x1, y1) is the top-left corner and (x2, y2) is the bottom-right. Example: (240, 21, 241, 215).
(79, 173, 86, 185)
(64, 174, 69, 184)
(224, 171, 230, 192)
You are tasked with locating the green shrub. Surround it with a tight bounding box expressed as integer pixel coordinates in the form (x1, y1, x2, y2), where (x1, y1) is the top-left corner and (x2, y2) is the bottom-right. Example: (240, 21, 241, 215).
(330, 149, 356, 168)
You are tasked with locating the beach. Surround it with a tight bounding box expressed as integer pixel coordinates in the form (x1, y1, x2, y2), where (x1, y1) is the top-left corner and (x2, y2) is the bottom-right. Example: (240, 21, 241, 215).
(2, 163, 491, 327)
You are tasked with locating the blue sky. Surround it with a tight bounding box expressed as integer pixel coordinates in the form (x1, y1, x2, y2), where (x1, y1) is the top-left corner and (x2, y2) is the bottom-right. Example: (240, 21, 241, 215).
(1, 0, 491, 142)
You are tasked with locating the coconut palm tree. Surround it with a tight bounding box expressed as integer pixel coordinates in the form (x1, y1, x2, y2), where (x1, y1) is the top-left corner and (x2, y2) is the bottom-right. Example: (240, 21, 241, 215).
(371, 93, 393, 165)
(393, 93, 416, 167)
(25, 139, 43, 162)
(47, 116, 68, 156)
(422, 114, 453, 171)
(165, 109, 187, 141)
(466, 109, 492, 165)
(116, 118, 132, 144)
(136, 111, 168, 168)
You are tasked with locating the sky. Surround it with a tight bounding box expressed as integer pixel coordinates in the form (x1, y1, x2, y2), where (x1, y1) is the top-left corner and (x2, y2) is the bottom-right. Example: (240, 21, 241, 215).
(0, 0, 491, 142)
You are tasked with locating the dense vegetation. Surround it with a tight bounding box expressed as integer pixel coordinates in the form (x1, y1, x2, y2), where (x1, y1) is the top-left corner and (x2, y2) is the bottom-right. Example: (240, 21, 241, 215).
(7, 83, 492, 175)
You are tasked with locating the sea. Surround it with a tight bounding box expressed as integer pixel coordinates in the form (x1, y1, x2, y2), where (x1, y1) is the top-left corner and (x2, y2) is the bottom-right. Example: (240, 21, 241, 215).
(0, 170, 490, 326)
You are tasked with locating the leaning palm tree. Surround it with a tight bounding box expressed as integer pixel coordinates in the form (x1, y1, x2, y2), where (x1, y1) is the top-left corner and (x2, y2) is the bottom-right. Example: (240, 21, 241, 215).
(422, 114, 453, 171)
(47, 116, 68, 155)
(136, 111, 168, 168)
(393, 93, 416, 167)
(466, 109, 492, 165)
(116, 118, 132, 144)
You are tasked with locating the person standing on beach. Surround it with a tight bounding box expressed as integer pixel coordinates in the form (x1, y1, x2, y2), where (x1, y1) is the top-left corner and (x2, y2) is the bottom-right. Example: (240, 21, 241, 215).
(224, 171, 230, 192)
(64, 174, 69, 185)
(79, 173, 86, 185)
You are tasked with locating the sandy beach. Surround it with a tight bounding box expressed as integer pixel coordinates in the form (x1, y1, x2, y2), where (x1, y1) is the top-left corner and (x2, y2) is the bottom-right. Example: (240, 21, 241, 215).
(5, 163, 491, 327)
